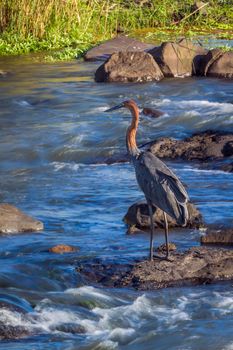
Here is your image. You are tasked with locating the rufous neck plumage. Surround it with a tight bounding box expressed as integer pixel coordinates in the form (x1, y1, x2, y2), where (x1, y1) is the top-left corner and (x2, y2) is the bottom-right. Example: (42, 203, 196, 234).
(125, 102, 140, 157)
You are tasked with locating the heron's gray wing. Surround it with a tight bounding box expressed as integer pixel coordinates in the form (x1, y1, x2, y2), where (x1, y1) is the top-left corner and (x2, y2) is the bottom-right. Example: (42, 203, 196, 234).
(134, 151, 189, 223)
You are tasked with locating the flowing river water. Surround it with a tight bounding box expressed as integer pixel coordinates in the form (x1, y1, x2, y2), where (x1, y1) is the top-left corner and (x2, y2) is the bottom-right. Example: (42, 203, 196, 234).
(0, 53, 233, 350)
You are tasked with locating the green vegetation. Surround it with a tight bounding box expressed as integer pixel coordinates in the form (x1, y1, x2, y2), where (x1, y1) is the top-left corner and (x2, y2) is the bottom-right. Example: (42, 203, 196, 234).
(0, 0, 232, 61)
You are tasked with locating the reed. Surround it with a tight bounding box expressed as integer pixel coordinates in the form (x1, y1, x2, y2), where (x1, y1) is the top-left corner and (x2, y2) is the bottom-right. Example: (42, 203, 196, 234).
(0, 0, 232, 59)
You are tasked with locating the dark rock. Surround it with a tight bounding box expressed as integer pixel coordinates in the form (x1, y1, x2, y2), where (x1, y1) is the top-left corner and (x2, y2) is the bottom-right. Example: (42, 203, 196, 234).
(199, 48, 223, 76)
(142, 107, 164, 118)
(49, 244, 78, 254)
(104, 152, 128, 165)
(157, 242, 177, 252)
(124, 200, 203, 232)
(53, 323, 86, 334)
(220, 162, 233, 173)
(103, 131, 233, 171)
(149, 131, 233, 161)
(76, 260, 133, 287)
(222, 141, 233, 157)
(201, 228, 233, 245)
(119, 247, 233, 290)
(149, 39, 207, 77)
(84, 36, 154, 61)
(205, 50, 233, 79)
(0, 204, 43, 234)
(0, 323, 30, 340)
(95, 51, 164, 83)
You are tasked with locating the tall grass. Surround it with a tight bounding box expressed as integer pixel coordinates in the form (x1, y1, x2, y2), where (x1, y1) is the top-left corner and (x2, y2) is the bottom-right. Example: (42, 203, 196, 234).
(0, 0, 232, 59)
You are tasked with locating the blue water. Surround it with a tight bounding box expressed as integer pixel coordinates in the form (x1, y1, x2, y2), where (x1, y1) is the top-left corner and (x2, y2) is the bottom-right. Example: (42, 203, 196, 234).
(0, 55, 232, 349)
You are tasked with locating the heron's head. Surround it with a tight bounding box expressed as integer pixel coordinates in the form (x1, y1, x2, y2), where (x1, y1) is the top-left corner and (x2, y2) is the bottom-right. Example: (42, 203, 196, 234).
(104, 99, 138, 113)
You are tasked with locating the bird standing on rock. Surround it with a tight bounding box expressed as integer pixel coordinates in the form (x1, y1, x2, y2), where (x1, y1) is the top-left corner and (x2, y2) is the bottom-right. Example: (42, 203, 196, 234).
(105, 100, 189, 261)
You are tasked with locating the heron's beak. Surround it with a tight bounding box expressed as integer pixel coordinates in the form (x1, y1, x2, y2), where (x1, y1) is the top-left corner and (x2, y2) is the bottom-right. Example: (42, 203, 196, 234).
(104, 102, 124, 112)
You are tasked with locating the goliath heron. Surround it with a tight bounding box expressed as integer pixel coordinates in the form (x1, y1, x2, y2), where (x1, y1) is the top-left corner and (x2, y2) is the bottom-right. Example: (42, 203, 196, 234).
(105, 100, 189, 261)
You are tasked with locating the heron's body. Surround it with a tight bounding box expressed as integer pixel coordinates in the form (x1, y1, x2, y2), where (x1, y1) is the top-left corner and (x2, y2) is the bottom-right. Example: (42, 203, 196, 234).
(105, 99, 189, 261)
(133, 151, 188, 226)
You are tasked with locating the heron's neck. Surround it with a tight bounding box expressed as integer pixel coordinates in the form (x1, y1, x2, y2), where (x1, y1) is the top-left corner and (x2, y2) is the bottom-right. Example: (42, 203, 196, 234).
(126, 105, 140, 157)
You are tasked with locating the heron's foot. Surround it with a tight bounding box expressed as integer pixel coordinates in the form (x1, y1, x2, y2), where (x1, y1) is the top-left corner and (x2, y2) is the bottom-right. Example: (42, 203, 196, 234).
(152, 254, 174, 262)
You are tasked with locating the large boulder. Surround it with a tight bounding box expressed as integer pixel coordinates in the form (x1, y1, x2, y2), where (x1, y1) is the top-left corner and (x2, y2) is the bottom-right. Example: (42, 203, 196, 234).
(0, 204, 43, 234)
(149, 39, 207, 77)
(95, 51, 164, 83)
(204, 49, 233, 79)
(84, 36, 154, 61)
(149, 131, 233, 161)
(124, 200, 203, 233)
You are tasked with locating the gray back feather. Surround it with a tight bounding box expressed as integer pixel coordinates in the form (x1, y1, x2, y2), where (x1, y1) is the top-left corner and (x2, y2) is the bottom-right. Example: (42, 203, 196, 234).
(133, 151, 189, 225)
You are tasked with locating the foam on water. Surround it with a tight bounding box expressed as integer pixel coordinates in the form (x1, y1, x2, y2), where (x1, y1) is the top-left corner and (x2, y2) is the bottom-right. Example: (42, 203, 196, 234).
(52, 161, 81, 172)
(65, 286, 113, 303)
(1, 285, 233, 348)
(154, 98, 233, 113)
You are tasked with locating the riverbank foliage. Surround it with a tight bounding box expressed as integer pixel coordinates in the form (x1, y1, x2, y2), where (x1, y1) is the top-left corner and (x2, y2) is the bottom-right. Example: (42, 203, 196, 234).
(0, 0, 232, 60)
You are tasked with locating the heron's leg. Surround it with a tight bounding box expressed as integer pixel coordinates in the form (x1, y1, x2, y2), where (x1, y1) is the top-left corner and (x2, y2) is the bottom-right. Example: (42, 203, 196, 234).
(163, 211, 169, 258)
(147, 201, 154, 261)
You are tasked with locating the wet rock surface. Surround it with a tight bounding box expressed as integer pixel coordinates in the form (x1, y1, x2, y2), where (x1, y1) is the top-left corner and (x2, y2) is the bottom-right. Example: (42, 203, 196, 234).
(149, 39, 207, 77)
(201, 228, 233, 245)
(0, 204, 43, 234)
(84, 36, 154, 61)
(95, 51, 164, 83)
(77, 247, 233, 290)
(148, 130, 233, 161)
(124, 200, 203, 233)
(0, 323, 31, 340)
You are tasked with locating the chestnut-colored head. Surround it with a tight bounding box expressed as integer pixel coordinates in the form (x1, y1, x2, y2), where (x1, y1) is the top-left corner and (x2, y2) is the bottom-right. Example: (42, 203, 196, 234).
(104, 99, 138, 113)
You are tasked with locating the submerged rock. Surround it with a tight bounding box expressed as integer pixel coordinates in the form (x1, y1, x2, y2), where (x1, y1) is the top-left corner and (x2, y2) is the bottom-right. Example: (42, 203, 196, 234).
(84, 35, 154, 61)
(124, 200, 203, 233)
(142, 107, 165, 118)
(119, 247, 233, 290)
(220, 162, 233, 173)
(201, 228, 233, 245)
(95, 51, 164, 83)
(0, 204, 43, 234)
